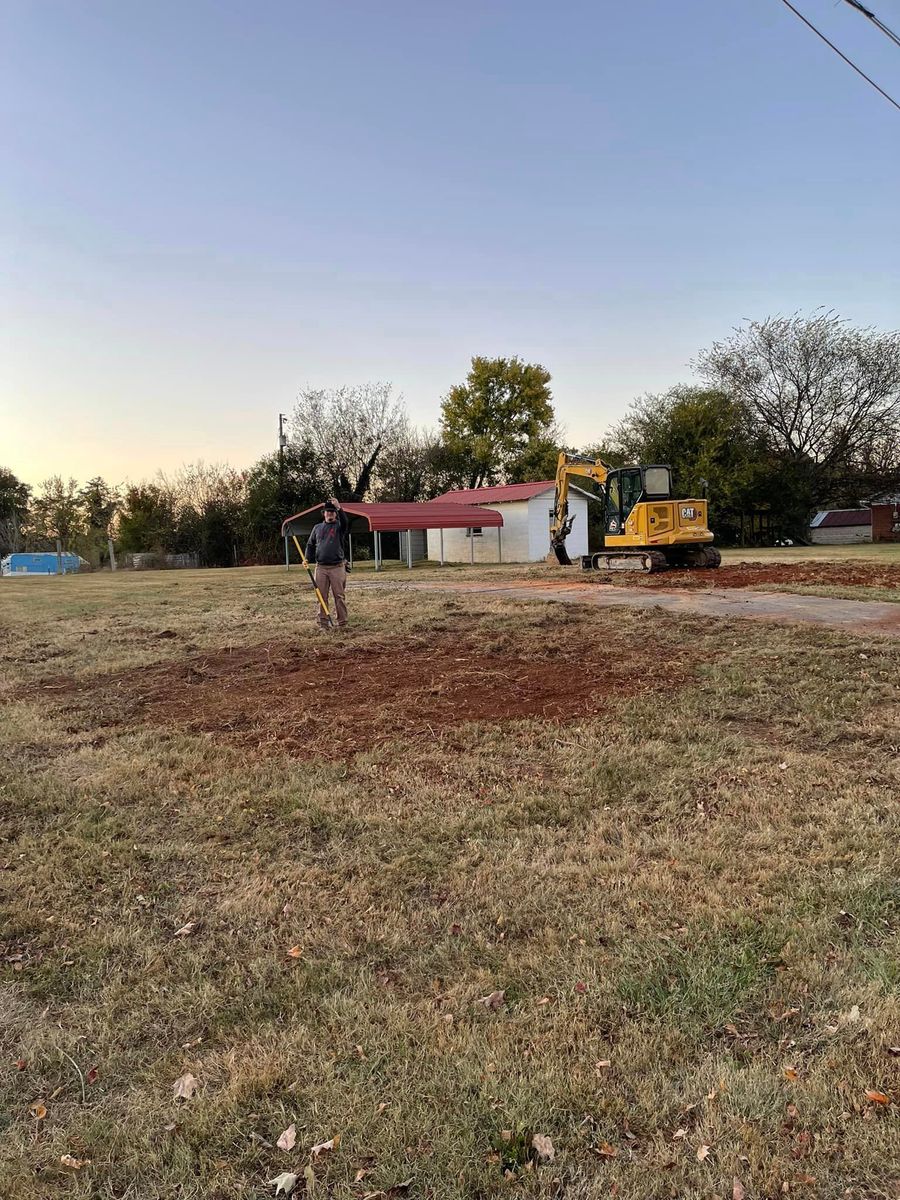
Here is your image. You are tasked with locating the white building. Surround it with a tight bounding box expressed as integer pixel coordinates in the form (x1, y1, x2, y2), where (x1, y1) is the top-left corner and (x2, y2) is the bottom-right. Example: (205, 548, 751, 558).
(426, 481, 594, 563)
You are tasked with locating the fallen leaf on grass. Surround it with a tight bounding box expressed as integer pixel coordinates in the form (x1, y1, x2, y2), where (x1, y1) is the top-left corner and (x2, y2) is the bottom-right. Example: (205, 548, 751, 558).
(594, 1059, 612, 1073)
(29, 1101, 47, 1120)
(286, 945, 303, 959)
(574, 981, 587, 994)
(60, 1155, 90, 1170)
(277, 1123, 297, 1151)
(172, 1072, 199, 1101)
(864, 1089, 890, 1105)
(477, 990, 505, 1011)
(303, 1164, 315, 1193)
(732, 1180, 746, 1200)
(86, 1066, 99, 1085)
(672, 1129, 687, 1141)
(362, 1181, 412, 1199)
(888, 1046, 900, 1056)
(783, 1067, 799, 1081)
(531, 1133, 555, 1162)
(594, 1141, 617, 1158)
(311, 1135, 339, 1157)
(173, 921, 197, 938)
(14, 1059, 26, 1071)
(696, 1144, 711, 1161)
(268, 1172, 298, 1195)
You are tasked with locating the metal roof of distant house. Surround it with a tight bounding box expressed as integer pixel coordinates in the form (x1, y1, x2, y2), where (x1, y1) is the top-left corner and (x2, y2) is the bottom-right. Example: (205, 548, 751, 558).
(810, 509, 872, 529)
(281, 501, 503, 536)
(436, 481, 558, 504)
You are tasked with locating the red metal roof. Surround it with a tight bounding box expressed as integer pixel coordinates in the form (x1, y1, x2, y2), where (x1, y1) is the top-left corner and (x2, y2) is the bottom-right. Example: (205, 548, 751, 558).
(281, 501, 503, 536)
(435, 480, 556, 504)
(817, 509, 872, 528)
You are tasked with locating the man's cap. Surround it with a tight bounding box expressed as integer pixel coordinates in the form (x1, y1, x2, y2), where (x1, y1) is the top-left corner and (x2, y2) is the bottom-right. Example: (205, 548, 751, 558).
(322, 501, 338, 512)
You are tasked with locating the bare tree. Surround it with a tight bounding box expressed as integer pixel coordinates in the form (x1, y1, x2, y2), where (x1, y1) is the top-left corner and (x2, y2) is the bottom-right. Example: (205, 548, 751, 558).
(290, 383, 406, 500)
(159, 461, 248, 514)
(696, 311, 900, 501)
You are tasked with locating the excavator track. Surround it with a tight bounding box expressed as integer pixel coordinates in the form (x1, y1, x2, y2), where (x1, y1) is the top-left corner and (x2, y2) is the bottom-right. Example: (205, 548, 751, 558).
(682, 546, 721, 569)
(588, 549, 669, 573)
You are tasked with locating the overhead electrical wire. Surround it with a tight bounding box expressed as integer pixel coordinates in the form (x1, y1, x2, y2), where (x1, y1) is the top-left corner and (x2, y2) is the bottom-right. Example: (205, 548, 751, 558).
(841, 0, 900, 53)
(779, 0, 900, 114)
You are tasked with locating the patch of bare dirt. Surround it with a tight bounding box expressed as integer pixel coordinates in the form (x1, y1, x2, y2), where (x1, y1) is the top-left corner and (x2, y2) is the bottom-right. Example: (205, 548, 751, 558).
(34, 632, 692, 758)
(611, 561, 900, 591)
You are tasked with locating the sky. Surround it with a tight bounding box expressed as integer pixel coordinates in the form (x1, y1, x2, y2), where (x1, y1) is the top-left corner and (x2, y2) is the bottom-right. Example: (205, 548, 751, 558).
(3, 0, 899, 489)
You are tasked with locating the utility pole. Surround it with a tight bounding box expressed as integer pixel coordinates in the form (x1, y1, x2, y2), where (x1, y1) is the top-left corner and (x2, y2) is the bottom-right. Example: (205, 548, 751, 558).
(278, 413, 288, 485)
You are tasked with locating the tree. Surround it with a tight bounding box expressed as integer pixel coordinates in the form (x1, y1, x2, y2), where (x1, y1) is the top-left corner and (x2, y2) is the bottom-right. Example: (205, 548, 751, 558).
(161, 463, 248, 567)
(242, 446, 325, 562)
(373, 427, 472, 502)
(608, 387, 780, 544)
(30, 476, 84, 549)
(290, 383, 406, 501)
(696, 311, 900, 509)
(439, 356, 558, 488)
(117, 484, 178, 555)
(0, 467, 31, 557)
(78, 477, 120, 566)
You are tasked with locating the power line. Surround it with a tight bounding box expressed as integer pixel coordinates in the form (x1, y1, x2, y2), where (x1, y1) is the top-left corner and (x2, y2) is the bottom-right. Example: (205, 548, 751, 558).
(779, 0, 900, 114)
(841, 0, 900, 53)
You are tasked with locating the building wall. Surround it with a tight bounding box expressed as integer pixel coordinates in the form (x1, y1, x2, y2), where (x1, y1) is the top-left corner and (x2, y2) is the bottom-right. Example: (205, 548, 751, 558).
(809, 525, 872, 545)
(872, 502, 900, 543)
(426, 503, 526, 562)
(424, 491, 592, 563)
(528, 491, 589, 560)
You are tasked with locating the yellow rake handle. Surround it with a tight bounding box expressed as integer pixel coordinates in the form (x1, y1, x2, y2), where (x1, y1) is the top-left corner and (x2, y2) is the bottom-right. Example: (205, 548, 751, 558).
(292, 535, 333, 624)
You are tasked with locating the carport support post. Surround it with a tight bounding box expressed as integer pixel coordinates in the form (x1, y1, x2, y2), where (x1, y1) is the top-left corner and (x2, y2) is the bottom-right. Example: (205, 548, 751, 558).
(439, 528, 444, 566)
(375, 531, 381, 571)
(469, 528, 474, 566)
(497, 526, 502, 563)
(406, 529, 413, 569)
(284, 536, 290, 571)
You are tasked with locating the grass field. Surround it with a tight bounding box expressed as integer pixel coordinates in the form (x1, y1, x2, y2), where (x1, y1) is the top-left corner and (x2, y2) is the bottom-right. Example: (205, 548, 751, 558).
(1, 564, 899, 1199)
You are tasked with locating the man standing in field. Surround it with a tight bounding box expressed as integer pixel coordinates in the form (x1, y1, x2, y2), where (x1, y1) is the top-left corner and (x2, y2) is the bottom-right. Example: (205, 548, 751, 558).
(305, 498, 349, 629)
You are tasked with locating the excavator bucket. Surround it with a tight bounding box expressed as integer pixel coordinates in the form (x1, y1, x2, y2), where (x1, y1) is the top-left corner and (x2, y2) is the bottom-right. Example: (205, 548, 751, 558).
(552, 543, 572, 566)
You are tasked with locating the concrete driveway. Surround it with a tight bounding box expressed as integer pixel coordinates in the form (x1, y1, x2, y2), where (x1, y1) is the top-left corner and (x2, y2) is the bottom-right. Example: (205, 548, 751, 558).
(360, 578, 900, 637)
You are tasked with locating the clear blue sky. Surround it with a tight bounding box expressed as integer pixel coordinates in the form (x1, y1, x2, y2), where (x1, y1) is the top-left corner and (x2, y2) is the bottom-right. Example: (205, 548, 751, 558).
(3, 0, 899, 487)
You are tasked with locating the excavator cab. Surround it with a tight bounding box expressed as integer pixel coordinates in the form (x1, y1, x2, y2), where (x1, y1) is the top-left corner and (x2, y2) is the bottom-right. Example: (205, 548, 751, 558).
(604, 466, 672, 535)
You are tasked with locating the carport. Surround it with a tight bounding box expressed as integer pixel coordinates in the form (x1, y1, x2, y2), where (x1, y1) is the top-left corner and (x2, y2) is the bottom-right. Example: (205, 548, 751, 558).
(281, 502, 504, 569)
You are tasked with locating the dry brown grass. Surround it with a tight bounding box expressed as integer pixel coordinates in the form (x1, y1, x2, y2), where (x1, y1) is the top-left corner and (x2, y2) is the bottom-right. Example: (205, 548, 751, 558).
(1, 566, 899, 1200)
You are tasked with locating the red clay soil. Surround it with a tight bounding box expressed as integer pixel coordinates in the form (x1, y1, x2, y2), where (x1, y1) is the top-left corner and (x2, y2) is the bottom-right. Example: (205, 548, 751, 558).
(471, 562, 900, 592)
(41, 632, 691, 759)
(634, 561, 900, 591)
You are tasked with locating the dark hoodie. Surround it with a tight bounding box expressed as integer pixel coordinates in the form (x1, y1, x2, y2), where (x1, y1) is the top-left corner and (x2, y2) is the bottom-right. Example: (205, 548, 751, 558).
(306, 508, 348, 565)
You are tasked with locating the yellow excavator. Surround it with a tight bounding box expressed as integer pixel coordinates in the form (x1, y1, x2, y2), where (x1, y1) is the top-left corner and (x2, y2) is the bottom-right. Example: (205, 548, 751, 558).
(550, 452, 721, 572)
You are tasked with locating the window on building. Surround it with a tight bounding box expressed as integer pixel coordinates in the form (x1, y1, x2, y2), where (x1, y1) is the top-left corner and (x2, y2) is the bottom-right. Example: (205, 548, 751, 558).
(465, 527, 483, 538)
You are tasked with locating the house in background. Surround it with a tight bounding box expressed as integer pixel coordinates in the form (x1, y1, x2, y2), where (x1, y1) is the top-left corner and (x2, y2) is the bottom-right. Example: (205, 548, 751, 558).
(427, 481, 595, 563)
(1, 552, 87, 576)
(808, 509, 872, 545)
